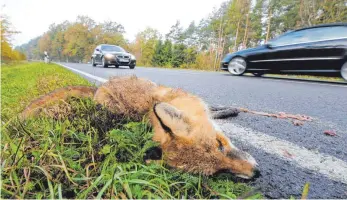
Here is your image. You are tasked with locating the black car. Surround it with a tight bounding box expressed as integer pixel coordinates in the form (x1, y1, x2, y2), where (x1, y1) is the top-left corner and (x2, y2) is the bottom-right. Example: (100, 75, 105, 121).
(221, 23, 347, 81)
(91, 44, 136, 69)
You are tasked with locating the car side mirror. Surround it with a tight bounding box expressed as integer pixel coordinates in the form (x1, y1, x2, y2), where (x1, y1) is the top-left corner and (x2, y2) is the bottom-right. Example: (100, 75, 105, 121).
(96, 48, 100, 52)
(265, 43, 273, 49)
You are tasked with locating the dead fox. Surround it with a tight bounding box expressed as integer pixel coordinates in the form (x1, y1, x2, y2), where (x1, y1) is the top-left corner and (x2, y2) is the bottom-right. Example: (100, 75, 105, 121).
(21, 76, 260, 179)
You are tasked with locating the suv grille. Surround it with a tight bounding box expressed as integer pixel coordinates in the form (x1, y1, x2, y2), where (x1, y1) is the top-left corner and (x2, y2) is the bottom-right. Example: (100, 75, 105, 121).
(116, 55, 130, 59)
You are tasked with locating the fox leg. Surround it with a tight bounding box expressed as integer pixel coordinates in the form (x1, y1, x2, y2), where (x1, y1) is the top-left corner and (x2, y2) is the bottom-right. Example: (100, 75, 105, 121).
(209, 105, 240, 119)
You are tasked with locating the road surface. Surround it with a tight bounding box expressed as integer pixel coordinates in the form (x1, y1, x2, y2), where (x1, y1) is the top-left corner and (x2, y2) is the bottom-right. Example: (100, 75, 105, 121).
(58, 63, 347, 199)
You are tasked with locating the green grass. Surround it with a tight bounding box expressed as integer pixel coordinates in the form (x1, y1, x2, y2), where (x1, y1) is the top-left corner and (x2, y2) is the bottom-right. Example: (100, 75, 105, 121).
(1, 62, 261, 199)
(1, 62, 92, 120)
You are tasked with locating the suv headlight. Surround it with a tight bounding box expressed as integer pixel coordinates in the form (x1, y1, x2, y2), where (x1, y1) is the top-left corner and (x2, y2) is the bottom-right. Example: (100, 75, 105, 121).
(105, 53, 114, 59)
(130, 54, 136, 60)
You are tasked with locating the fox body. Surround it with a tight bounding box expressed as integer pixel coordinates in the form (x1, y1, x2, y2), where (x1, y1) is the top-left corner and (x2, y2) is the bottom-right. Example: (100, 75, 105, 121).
(21, 76, 259, 179)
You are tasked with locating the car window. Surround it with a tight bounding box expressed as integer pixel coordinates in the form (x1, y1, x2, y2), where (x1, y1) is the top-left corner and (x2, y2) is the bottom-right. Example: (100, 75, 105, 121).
(305, 26, 347, 41)
(101, 45, 126, 52)
(269, 31, 310, 46)
(269, 26, 347, 46)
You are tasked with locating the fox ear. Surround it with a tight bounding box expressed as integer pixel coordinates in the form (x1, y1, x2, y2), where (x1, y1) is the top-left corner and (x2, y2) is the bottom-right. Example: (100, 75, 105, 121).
(153, 102, 190, 136)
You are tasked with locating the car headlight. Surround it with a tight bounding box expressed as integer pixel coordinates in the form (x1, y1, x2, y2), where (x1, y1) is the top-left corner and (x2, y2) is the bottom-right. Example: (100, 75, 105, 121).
(130, 54, 136, 60)
(104, 53, 114, 59)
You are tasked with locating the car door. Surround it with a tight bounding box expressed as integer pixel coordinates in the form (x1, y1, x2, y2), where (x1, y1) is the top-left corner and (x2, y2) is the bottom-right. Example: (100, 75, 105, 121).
(256, 26, 347, 72)
(298, 26, 347, 71)
(252, 30, 313, 71)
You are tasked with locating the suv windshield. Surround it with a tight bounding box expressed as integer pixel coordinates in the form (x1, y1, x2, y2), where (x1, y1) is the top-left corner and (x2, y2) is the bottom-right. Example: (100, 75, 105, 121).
(101, 45, 125, 52)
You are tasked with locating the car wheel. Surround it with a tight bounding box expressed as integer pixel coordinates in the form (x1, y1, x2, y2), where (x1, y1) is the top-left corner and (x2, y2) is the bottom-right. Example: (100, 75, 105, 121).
(341, 62, 347, 81)
(115, 65, 119, 68)
(129, 65, 135, 69)
(252, 72, 264, 77)
(102, 57, 108, 68)
(92, 58, 96, 67)
(228, 57, 247, 75)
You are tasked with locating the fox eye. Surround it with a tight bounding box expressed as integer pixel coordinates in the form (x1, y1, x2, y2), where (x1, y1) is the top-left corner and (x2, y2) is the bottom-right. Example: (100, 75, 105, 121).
(217, 139, 224, 153)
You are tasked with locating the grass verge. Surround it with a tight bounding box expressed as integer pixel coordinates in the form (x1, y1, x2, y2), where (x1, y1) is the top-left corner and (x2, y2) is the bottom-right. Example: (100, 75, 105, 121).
(1, 62, 92, 120)
(1, 62, 262, 199)
(261, 74, 345, 83)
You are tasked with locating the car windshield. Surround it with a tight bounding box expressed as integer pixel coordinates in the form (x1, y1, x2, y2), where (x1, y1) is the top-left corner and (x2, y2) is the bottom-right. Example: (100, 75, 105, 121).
(101, 45, 125, 52)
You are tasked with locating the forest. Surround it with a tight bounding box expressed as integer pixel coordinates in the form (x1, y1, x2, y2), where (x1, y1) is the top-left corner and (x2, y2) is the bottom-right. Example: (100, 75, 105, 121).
(1, 15, 26, 62)
(14, 0, 347, 70)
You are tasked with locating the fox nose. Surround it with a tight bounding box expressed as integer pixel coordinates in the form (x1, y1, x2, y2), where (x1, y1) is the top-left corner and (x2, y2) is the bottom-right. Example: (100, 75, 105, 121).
(253, 168, 261, 179)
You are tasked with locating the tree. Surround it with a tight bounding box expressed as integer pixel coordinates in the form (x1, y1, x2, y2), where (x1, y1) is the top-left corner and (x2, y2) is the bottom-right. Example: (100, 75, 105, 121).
(152, 40, 164, 66)
(166, 20, 185, 44)
(63, 23, 93, 62)
(161, 39, 173, 66)
(172, 44, 187, 68)
(249, 0, 265, 46)
(315, 0, 347, 24)
(184, 47, 198, 67)
(183, 21, 199, 47)
(100, 20, 125, 34)
(133, 27, 160, 66)
(1, 15, 26, 62)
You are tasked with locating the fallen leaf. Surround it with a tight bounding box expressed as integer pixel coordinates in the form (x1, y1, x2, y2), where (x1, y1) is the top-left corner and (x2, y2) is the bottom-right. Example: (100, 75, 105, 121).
(324, 130, 337, 136)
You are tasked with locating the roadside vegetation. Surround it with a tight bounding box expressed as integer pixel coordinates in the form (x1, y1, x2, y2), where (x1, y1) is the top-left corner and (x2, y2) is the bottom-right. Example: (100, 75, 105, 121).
(263, 74, 345, 82)
(245, 73, 346, 82)
(1, 15, 26, 63)
(16, 0, 347, 70)
(1, 62, 262, 199)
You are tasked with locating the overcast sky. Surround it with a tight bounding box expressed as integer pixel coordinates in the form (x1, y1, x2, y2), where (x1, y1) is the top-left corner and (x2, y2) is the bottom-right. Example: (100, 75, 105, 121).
(2, 0, 226, 47)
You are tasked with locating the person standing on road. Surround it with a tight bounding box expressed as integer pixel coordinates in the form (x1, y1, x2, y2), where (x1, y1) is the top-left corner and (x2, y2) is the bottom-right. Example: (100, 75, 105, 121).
(44, 51, 50, 63)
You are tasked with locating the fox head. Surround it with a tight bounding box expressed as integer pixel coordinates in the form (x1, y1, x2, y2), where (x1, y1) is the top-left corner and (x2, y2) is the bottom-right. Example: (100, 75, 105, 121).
(148, 102, 260, 179)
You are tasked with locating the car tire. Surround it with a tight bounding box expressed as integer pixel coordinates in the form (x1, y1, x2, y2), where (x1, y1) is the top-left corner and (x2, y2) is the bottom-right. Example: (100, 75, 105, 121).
(129, 65, 135, 69)
(115, 65, 119, 68)
(92, 58, 96, 67)
(227, 57, 247, 76)
(252, 72, 264, 77)
(102, 57, 108, 68)
(341, 61, 347, 81)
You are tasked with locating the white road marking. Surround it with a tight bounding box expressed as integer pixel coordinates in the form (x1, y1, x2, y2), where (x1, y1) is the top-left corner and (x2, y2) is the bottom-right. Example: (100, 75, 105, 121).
(57, 62, 347, 183)
(57, 63, 107, 83)
(218, 121, 347, 184)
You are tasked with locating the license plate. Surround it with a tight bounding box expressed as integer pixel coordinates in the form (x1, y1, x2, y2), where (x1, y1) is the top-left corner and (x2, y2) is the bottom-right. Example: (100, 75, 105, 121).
(119, 58, 129, 62)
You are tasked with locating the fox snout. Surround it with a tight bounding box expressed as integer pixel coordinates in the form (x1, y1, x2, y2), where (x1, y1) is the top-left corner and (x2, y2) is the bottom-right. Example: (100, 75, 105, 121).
(225, 148, 260, 179)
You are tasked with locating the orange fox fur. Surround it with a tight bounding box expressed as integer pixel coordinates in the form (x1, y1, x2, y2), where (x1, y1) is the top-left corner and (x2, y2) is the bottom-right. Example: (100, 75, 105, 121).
(21, 75, 259, 179)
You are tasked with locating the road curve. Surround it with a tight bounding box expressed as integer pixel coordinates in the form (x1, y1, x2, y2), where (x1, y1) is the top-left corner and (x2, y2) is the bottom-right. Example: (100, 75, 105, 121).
(58, 63, 347, 199)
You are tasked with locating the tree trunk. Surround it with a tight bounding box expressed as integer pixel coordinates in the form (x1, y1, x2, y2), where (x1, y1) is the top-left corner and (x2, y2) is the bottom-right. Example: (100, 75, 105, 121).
(243, 13, 250, 48)
(218, 36, 226, 67)
(299, 0, 304, 27)
(209, 39, 213, 69)
(265, 7, 272, 43)
(213, 15, 223, 71)
(234, 18, 241, 51)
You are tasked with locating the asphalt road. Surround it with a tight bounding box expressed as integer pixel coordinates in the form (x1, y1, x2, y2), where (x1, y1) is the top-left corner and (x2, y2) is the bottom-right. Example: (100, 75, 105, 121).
(58, 63, 347, 199)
